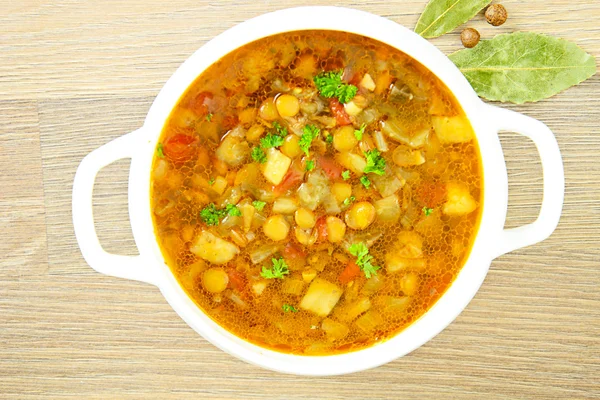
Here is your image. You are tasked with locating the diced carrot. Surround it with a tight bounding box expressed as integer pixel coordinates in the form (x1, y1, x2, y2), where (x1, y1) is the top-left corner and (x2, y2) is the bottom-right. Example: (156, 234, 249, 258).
(315, 216, 328, 242)
(283, 242, 307, 261)
(329, 98, 352, 126)
(222, 115, 239, 130)
(163, 133, 197, 165)
(188, 91, 213, 116)
(226, 268, 246, 292)
(339, 261, 361, 285)
(415, 181, 447, 208)
(317, 156, 343, 180)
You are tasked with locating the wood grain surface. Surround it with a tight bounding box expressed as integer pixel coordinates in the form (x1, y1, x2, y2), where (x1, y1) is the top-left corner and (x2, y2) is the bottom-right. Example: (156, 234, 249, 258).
(1, 0, 599, 398)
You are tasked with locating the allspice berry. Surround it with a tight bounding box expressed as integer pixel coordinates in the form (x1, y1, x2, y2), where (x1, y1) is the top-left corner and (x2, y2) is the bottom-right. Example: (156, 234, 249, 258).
(461, 28, 480, 48)
(485, 4, 508, 26)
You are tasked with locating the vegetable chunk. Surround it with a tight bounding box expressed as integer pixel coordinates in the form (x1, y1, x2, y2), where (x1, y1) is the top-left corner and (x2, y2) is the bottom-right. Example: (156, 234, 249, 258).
(190, 231, 240, 264)
(300, 278, 343, 317)
(261, 148, 291, 185)
(432, 115, 474, 144)
(443, 182, 477, 216)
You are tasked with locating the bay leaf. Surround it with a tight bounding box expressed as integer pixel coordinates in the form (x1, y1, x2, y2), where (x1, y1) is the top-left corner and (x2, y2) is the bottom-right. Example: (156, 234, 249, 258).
(449, 32, 597, 104)
(415, 0, 491, 39)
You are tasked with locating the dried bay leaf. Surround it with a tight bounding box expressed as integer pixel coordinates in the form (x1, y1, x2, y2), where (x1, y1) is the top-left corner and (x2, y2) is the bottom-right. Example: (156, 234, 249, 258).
(415, 0, 491, 39)
(450, 32, 597, 104)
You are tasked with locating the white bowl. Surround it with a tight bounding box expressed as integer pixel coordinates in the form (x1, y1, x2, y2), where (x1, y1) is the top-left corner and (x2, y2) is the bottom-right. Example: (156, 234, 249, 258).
(72, 6, 564, 376)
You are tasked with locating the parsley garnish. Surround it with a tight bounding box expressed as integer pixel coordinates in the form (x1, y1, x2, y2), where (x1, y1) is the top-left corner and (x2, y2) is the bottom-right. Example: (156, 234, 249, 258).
(348, 242, 380, 279)
(259, 122, 287, 149)
(208, 177, 215, 185)
(342, 170, 351, 180)
(360, 175, 371, 189)
(272, 121, 287, 136)
(299, 124, 320, 155)
(343, 196, 356, 207)
(260, 258, 290, 279)
(156, 143, 165, 158)
(206, 113, 213, 122)
(363, 149, 386, 175)
(423, 207, 433, 216)
(354, 124, 366, 141)
(251, 146, 267, 163)
(282, 304, 298, 313)
(325, 134, 333, 144)
(305, 159, 315, 171)
(200, 203, 240, 226)
(313, 70, 358, 104)
(252, 200, 266, 211)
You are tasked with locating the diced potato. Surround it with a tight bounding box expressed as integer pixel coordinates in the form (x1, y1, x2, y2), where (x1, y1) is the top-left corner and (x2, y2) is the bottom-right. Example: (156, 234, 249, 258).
(400, 272, 419, 295)
(215, 135, 250, 167)
(202, 268, 229, 293)
(333, 125, 358, 152)
(338, 297, 371, 322)
(234, 163, 260, 186)
(359, 73, 376, 91)
(321, 318, 350, 342)
(395, 231, 424, 258)
(281, 134, 302, 158)
(272, 197, 299, 214)
(374, 195, 401, 222)
(344, 98, 364, 116)
(355, 311, 383, 332)
(295, 208, 316, 229)
(302, 269, 317, 283)
(432, 115, 474, 144)
(251, 280, 268, 296)
(345, 201, 376, 230)
(292, 54, 317, 79)
(282, 278, 305, 296)
(294, 227, 318, 246)
(297, 170, 330, 210)
(241, 203, 255, 232)
(246, 124, 264, 142)
(393, 146, 426, 167)
(275, 94, 300, 117)
(326, 216, 346, 243)
(335, 152, 366, 175)
(374, 295, 410, 312)
(386, 254, 427, 273)
(331, 182, 352, 204)
(371, 172, 404, 197)
(443, 182, 477, 216)
(259, 97, 279, 121)
(238, 108, 257, 125)
(299, 278, 343, 317)
(190, 231, 240, 264)
(263, 214, 290, 241)
(261, 148, 291, 185)
(211, 176, 228, 195)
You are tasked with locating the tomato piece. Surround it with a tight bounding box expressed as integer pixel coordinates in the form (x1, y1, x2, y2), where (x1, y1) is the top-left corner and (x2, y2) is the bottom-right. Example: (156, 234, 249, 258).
(222, 115, 239, 131)
(188, 91, 213, 116)
(283, 242, 307, 261)
(339, 261, 361, 285)
(415, 181, 447, 208)
(317, 156, 343, 180)
(315, 216, 328, 242)
(163, 134, 197, 164)
(273, 165, 304, 196)
(226, 268, 246, 292)
(329, 98, 352, 126)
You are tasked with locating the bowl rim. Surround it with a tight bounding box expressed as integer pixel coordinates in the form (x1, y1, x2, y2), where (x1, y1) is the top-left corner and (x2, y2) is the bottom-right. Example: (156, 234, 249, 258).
(128, 6, 510, 375)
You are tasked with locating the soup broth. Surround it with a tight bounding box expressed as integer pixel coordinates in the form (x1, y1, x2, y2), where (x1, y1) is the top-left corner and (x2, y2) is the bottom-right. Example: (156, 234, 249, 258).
(150, 30, 483, 355)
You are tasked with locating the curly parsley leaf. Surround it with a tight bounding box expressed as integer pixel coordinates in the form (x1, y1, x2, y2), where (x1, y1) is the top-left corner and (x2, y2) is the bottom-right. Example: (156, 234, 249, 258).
(200, 203, 223, 226)
(252, 200, 266, 211)
(305, 159, 315, 171)
(205, 113, 213, 122)
(260, 133, 285, 149)
(225, 204, 242, 217)
(343, 196, 356, 207)
(156, 143, 165, 158)
(348, 242, 380, 279)
(260, 257, 290, 279)
(299, 124, 320, 155)
(313, 70, 358, 104)
(363, 149, 386, 175)
(354, 124, 366, 141)
(360, 175, 371, 189)
(282, 304, 298, 313)
(423, 206, 433, 216)
(342, 170, 351, 180)
(325, 134, 334, 144)
(208, 177, 215, 185)
(251, 146, 267, 163)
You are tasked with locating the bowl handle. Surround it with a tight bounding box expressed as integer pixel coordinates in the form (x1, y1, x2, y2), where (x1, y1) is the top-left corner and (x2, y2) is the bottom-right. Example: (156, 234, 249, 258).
(484, 104, 565, 258)
(72, 128, 156, 285)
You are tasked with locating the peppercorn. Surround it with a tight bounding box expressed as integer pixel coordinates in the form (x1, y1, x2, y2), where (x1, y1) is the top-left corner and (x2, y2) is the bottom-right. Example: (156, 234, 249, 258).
(460, 28, 480, 48)
(485, 4, 508, 26)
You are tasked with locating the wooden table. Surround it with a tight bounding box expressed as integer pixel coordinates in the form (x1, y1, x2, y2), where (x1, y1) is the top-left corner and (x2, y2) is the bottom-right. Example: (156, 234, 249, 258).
(2, 1, 599, 398)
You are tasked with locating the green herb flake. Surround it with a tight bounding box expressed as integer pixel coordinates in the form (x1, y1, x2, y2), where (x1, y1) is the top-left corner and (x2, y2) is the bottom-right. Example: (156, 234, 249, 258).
(423, 207, 434, 216)
(205, 113, 213, 122)
(272, 121, 288, 137)
(260, 133, 285, 149)
(252, 200, 266, 211)
(354, 124, 366, 141)
(299, 124, 320, 155)
(348, 242, 380, 279)
(360, 175, 371, 189)
(225, 204, 242, 217)
(325, 134, 334, 144)
(208, 177, 215, 185)
(251, 146, 267, 164)
(282, 304, 298, 313)
(156, 143, 165, 158)
(363, 149, 386, 175)
(260, 258, 290, 279)
(343, 196, 356, 207)
(199, 203, 223, 226)
(313, 70, 358, 104)
(305, 159, 315, 171)
(342, 170, 351, 180)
